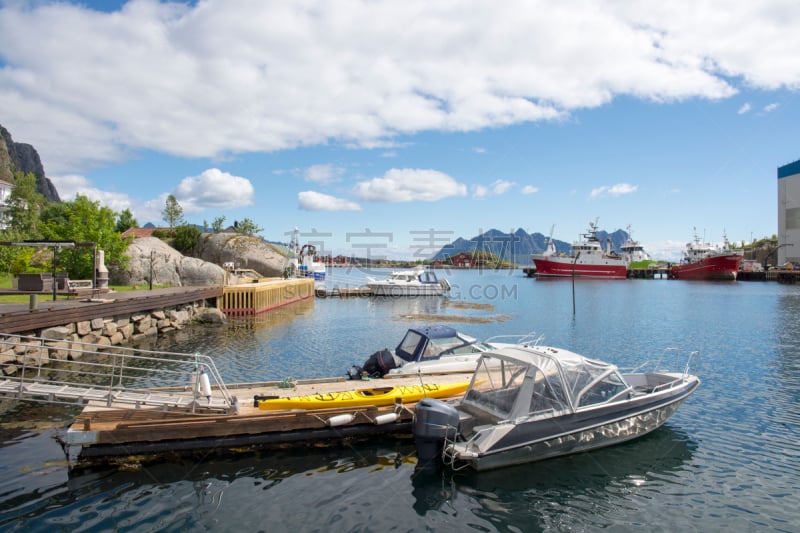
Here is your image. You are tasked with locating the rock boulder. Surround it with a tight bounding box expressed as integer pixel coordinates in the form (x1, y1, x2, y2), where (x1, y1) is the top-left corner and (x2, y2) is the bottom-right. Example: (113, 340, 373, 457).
(110, 237, 225, 287)
(196, 232, 288, 277)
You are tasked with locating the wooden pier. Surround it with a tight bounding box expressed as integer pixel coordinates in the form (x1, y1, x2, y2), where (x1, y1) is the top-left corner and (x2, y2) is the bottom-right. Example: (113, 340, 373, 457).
(0, 286, 223, 334)
(220, 278, 315, 315)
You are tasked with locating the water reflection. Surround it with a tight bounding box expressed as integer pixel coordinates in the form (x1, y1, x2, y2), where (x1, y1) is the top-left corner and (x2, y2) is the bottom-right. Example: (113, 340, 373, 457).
(411, 425, 696, 525)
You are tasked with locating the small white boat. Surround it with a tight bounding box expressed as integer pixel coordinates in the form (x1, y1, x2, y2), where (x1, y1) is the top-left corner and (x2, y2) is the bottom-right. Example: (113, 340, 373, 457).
(346, 325, 542, 378)
(367, 265, 451, 296)
(413, 344, 700, 471)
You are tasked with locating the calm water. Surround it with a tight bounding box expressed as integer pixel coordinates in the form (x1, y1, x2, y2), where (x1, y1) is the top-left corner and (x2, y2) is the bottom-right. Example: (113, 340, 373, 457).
(2, 269, 799, 532)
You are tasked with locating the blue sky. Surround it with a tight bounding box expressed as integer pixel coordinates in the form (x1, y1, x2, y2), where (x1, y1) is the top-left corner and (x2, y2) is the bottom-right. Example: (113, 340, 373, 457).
(1, 0, 798, 261)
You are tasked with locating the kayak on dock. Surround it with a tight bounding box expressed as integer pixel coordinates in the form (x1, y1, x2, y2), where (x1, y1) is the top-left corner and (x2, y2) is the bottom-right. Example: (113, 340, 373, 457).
(257, 381, 470, 410)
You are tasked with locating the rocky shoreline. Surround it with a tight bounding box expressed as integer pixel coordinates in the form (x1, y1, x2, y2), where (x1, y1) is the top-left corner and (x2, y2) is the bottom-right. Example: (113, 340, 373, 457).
(0, 303, 226, 376)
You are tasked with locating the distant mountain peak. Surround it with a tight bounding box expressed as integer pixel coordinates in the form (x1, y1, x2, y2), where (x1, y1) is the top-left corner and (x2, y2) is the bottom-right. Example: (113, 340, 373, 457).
(0, 123, 61, 202)
(432, 227, 630, 266)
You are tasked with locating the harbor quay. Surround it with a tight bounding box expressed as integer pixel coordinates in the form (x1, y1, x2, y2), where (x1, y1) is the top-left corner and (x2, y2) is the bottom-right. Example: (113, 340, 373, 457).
(522, 265, 799, 283)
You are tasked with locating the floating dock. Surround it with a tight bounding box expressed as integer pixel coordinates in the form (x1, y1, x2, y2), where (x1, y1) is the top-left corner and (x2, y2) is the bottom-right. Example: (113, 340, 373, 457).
(0, 334, 469, 467)
(315, 286, 373, 298)
(61, 374, 470, 466)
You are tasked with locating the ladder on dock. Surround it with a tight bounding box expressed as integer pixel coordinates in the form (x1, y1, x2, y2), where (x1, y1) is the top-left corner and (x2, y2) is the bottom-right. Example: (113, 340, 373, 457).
(0, 335, 238, 414)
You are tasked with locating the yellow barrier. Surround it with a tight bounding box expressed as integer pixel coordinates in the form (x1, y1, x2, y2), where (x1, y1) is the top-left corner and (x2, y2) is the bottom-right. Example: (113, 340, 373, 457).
(221, 278, 315, 315)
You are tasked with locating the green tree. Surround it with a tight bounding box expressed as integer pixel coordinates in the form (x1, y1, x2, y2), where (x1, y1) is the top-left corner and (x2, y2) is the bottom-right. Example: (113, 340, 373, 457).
(39, 195, 130, 279)
(0, 227, 32, 274)
(6, 171, 46, 238)
(162, 194, 184, 228)
(212, 215, 226, 233)
(173, 224, 201, 255)
(116, 208, 138, 233)
(234, 217, 263, 237)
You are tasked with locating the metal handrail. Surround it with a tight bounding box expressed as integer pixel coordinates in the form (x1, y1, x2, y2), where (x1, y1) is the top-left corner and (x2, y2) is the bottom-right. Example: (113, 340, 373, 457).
(0, 334, 238, 414)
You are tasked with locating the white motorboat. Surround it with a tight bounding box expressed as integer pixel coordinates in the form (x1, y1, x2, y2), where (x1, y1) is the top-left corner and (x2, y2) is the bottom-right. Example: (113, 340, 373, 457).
(413, 344, 700, 471)
(346, 325, 542, 379)
(367, 265, 451, 296)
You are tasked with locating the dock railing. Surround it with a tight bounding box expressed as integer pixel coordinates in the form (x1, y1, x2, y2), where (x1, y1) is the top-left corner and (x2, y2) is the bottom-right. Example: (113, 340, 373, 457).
(0, 335, 238, 414)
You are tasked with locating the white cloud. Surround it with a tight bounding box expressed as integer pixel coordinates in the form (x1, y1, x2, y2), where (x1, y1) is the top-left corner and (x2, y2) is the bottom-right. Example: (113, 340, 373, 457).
(738, 102, 752, 114)
(49, 174, 132, 212)
(590, 183, 638, 198)
(355, 169, 467, 202)
(522, 185, 540, 194)
(4, 1, 799, 173)
(49, 174, 163, 224)
(173, 168, 255, 212)
(473, 179, 515, 198)
(298, 191, 361, 211)
(304, 164, 344, 184)
(763, 102, 780, 113)
(646, 240, 687, 263)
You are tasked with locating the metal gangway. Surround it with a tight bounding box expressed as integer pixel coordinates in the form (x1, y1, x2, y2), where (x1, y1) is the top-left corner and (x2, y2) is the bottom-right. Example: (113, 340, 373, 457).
(0, 334, 239, 415)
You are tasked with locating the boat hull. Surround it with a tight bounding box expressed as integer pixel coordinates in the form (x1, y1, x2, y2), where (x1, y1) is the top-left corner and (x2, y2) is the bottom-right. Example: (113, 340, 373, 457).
(368, 283, 446, 296)
(258, 381, 470, 410)
(671, 254, 742, 281)
(446, 376, 699, 471)
(532, 257, 628, 279)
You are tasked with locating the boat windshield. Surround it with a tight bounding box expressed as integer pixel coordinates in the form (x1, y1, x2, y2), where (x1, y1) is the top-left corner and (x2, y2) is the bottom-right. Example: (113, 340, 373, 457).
(464, 357, 530, 418)
(558, 356, 629, 408)
(395, 329, 480, 362)
(419, 270, 438, 284)
(464, 347, 630, 417)
(396, 330, 425, 362)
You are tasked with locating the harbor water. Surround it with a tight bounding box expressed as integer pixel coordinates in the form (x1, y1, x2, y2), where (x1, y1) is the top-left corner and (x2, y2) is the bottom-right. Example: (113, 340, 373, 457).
(1, 268, 799, 531)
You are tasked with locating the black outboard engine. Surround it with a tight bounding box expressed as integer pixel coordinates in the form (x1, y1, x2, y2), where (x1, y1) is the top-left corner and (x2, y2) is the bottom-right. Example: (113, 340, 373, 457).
(413, 398, 460, 464)
(347, 348, 399, 379)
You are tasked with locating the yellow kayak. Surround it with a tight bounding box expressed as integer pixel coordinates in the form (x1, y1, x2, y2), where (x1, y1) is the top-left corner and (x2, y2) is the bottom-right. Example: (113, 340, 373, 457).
(258, 381, 470, 410)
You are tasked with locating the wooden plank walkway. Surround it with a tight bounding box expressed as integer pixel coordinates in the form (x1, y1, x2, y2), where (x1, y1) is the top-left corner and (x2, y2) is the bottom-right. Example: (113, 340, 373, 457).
(0, 286, 223, 334)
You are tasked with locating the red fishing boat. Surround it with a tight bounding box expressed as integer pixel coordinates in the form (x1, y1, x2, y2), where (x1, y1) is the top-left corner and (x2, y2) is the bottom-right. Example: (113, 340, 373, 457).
(671, 230, 743, 281)
(532, 220, 628, 279)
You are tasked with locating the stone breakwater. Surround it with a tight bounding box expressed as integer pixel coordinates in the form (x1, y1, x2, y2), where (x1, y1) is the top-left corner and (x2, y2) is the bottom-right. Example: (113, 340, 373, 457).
(0, 303, 226, 376)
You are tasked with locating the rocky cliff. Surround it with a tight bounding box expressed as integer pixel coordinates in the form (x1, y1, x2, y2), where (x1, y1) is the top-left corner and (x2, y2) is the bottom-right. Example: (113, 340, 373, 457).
(0, 124, 61, 202)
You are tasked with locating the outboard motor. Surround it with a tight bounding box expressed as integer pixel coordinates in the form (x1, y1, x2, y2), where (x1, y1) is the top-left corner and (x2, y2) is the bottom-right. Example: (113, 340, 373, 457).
(346, 348, 399, 379)
(413, 398, 460, 464)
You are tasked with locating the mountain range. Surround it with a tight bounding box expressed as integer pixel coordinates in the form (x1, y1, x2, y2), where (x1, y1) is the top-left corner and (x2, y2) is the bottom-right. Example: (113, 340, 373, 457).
(431, 227, 631, 267)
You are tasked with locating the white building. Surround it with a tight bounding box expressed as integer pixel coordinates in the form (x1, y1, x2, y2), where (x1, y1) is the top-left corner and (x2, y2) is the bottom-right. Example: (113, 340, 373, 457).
(778, 159, 800, 266)
(0, 179, 12, 229)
